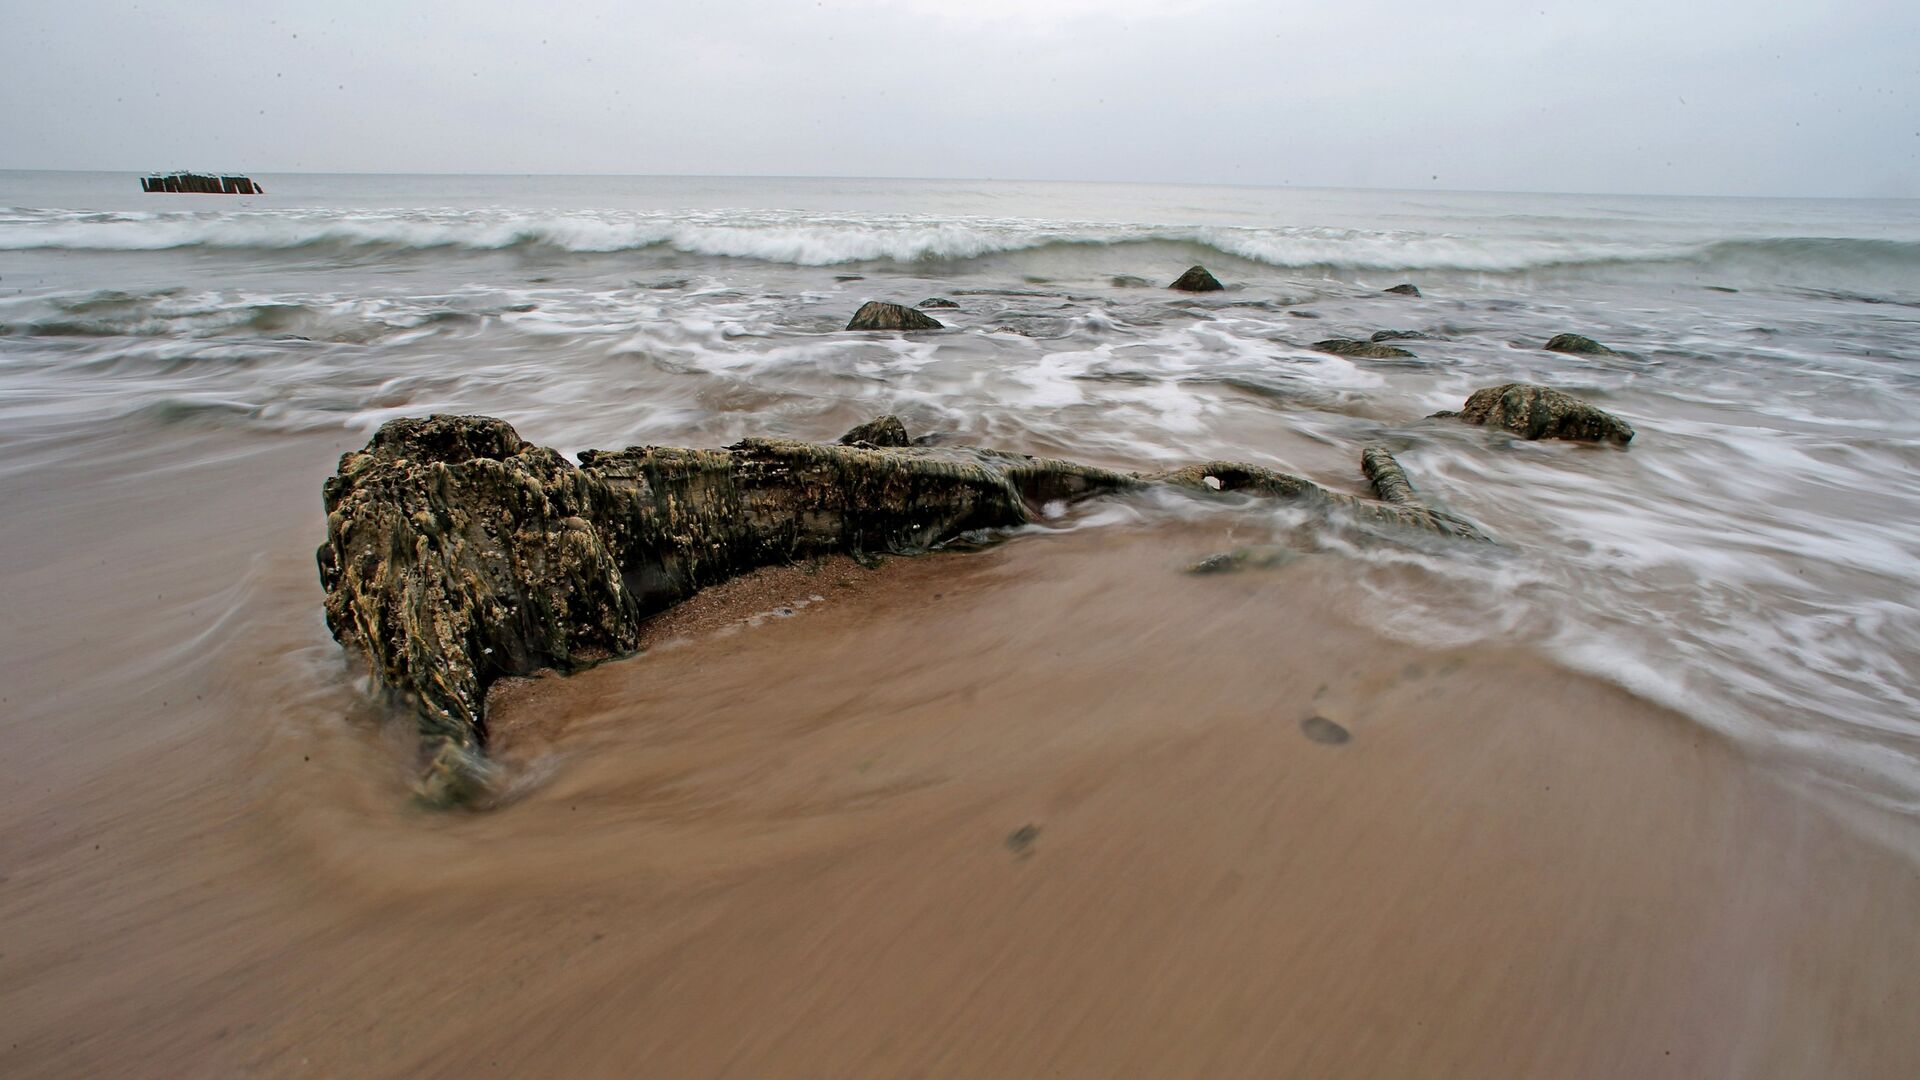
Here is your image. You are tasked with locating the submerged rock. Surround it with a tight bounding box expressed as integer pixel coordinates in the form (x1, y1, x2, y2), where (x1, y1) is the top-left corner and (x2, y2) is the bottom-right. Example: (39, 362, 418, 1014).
(1005, 823, 1041, 857)
(1371, 329, 1429, 342)
(1300, 715, 1352, 745)
(1313, 338, 1415, 359)
(1383, 283, 1421, 297)
(319, 416, 1488, 804)
(1168, 265, 1225, 292)
(918, 297, 960, 309)
(838, 414, 911, 447)
(1543, 333, 1618, 356)
(847, 301, 943, 331)
(1434, 383, 1635, 445)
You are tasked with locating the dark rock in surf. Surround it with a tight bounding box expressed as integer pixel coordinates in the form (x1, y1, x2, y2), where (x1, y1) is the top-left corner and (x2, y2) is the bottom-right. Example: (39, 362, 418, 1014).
(1433, 383, 1635, 445)
(318, 418, 1490, 805)
(1371, 329, 1428, 342)
(1169, 265, 1225, 293)
(1111, 275, 1152, 288)
(918, 297, 960, 309)
(1543, 333, 1618, 356)
(839, 415, 911, 448)
(1383, 283, 1421, 297)
(1313, 338, 1415, 359)
(847, 301, 943, 331)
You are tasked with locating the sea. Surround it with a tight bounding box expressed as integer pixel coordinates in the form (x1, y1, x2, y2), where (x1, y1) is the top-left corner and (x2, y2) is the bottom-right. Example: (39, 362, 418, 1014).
(3, 169, 1918, 820)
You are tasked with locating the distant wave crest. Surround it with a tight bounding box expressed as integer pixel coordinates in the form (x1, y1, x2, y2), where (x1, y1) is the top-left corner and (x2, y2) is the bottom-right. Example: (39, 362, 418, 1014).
(4, 207, 1918, 279)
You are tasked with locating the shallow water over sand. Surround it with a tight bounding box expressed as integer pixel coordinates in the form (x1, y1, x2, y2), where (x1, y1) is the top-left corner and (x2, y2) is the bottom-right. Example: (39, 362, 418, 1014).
(4, 426, 1920, 1076)
(3, 173, 1920, 1074)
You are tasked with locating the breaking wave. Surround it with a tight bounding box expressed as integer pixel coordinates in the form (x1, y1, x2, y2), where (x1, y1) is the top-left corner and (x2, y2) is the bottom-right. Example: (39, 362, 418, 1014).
(5, 206, 1918, 282)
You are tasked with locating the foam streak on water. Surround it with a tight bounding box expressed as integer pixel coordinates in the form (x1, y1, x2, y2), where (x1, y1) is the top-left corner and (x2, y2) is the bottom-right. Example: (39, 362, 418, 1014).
(3, 170, 1918, 816)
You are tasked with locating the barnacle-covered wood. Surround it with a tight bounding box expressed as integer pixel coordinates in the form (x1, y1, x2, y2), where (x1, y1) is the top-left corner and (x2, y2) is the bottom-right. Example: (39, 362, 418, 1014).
(1360, 445, 1488, 539)
(319, 414, 1485, 804)
(1151, 454, 1489, 543)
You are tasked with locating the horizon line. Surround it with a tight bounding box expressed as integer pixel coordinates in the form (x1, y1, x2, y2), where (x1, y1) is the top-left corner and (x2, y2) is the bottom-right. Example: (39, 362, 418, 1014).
(0, 166, 1910, 203)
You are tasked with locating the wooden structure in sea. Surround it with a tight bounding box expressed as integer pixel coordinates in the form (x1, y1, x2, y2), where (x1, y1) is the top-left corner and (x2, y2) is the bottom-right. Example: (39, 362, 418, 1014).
(140, 172, 265, 194)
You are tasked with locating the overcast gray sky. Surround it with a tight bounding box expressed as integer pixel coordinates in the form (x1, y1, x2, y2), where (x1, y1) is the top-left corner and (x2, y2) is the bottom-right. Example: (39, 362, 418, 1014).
(3, 0, 1915, 197)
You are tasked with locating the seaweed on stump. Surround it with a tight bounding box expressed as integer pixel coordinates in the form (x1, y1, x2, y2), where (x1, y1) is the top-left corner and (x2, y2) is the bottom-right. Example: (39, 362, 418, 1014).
(839, 415, 912, 447)
(318, 415, 1490, 805)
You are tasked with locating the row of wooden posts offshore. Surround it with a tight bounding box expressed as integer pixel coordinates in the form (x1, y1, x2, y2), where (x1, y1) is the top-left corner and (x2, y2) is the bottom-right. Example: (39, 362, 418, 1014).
(140, 173, 264, 194)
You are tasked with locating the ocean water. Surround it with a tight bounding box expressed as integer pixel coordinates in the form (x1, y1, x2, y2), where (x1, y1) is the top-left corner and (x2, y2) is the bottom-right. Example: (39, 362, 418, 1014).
(3, 169, 1918, 818)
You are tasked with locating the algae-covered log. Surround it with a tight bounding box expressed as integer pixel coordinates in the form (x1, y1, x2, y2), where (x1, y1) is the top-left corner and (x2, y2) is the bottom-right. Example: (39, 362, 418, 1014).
(319, 414, 1485, 804)
(1150, 454, 1488, 543)
(317, 417, 640, 802)
(1359, 445, 1488, 538)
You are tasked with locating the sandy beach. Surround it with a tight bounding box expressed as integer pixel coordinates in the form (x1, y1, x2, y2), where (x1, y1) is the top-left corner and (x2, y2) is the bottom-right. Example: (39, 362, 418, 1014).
(5, 422, 1920, 1077)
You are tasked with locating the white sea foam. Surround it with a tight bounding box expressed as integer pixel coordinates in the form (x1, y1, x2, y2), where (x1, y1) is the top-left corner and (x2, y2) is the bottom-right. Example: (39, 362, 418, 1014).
(6, 205, 1918, 289)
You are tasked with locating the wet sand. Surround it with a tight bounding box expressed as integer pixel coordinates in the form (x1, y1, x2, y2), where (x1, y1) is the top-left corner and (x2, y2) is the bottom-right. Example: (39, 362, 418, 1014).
(4, 426, 1920, 1078)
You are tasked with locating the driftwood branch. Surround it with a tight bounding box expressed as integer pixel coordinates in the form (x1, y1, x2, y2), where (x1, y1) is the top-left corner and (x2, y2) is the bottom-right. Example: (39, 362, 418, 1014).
(317, 414, 1485, 804)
